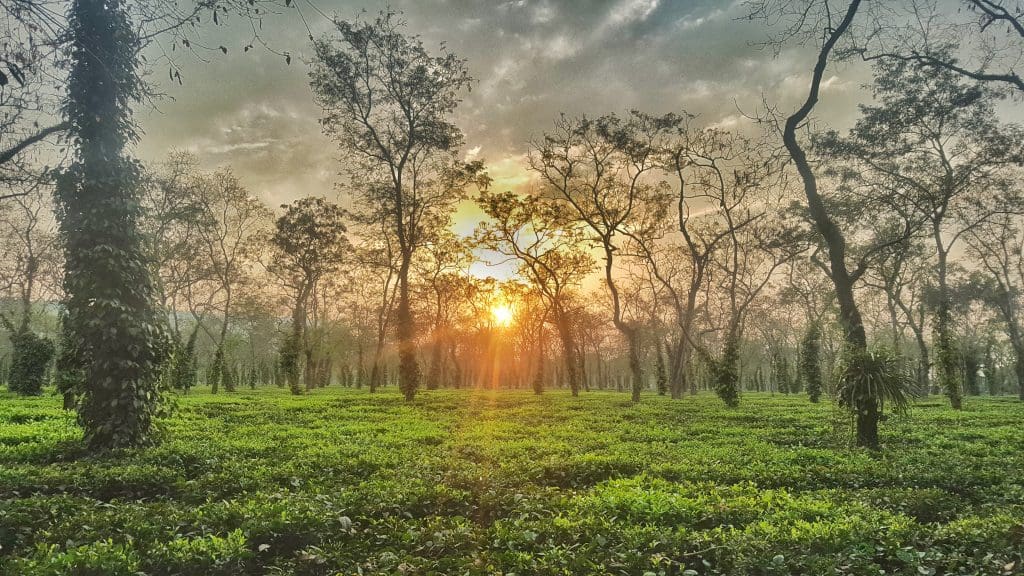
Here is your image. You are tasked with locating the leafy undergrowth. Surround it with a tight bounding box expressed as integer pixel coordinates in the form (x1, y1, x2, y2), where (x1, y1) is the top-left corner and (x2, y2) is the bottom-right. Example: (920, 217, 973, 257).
(1, 388, 1023, 575)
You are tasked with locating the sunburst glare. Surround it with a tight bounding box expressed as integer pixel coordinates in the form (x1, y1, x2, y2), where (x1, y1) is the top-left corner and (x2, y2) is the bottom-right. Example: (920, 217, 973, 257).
(490, 303, 515, 327)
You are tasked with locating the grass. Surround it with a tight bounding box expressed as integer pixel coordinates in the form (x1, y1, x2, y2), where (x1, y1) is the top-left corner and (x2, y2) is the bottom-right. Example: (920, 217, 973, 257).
(1, 387, 1023, 575)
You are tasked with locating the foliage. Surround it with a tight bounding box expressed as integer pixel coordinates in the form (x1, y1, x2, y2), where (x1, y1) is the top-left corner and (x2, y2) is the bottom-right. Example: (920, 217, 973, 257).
(2, 388, 1024, 575)
(269, 197, 348, 287)
(655, 343, 668, 396)
(711, 337, 741, 408)
(800, 322, 823, 403)
(54, 0, 168, 449)
(278, 332, 302, 396)
(311, 10, 485, 402)
(835, 347, 913, 420)
(165, 329, 198, 392)
(6, 331, 54, 396)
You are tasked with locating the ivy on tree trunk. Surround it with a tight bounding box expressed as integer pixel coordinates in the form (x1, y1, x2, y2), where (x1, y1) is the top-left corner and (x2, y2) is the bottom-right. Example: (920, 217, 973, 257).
(55, 0, 167, 449)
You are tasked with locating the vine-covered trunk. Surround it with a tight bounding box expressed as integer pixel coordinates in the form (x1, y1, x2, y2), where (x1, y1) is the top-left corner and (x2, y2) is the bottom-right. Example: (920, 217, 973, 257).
(396, 254, 419, 400)
(533, 329, 545, 395)
(1009, 330, 1024, 400)
(214, 287, 234, 393)
(283, 286, 309, 396)
(913, 328, 930, 396)
(835, 280, 878, 448)
(713, 327, 741, 408)
(655, 340, 667, 396)
(356, 342, 365, 389)
(57, 0, 165, 449)
(934, 246, 961, 409)
(553, 305, 580, 396)
(627, 330, 643, 403)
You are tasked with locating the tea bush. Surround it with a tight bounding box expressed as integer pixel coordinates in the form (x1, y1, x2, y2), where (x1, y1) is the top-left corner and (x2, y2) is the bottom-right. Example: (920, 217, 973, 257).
(1, 388, 1022, 575)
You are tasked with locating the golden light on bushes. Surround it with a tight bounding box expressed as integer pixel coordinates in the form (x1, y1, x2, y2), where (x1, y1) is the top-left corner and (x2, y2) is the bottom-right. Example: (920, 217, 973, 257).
(490, 303, 514, 327)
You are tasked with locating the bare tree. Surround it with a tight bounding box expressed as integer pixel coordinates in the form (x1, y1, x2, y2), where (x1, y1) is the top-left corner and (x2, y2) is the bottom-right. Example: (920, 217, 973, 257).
(310, 10, 488, 401)
(966, 213, 1024, 399)
(474, 189, 594, 395)
(530, 112, 673, 402)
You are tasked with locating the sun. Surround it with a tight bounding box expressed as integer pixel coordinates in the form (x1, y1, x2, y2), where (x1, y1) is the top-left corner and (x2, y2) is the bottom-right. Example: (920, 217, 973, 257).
(490, 303, 515, 328)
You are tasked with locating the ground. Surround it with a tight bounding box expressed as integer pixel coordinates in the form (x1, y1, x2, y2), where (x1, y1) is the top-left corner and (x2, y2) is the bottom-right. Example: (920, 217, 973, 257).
(0, 388, 1022, 575)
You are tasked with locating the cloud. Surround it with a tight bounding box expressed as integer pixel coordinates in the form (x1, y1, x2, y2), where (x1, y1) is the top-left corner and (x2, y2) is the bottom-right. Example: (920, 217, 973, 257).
(135, 0, 878, 208)
(603, 0, 660, 30)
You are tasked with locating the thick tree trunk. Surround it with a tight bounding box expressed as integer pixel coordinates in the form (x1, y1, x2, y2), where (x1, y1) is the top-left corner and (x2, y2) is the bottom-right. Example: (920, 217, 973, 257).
(58, 0, 164, 448)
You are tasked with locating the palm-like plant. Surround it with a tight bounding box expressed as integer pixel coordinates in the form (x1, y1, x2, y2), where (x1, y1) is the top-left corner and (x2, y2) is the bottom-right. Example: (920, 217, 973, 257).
(835, 347, 913, 418)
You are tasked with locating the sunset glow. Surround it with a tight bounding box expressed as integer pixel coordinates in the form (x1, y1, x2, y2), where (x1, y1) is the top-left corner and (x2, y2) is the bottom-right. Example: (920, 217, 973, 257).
(490, 303, 515, 328)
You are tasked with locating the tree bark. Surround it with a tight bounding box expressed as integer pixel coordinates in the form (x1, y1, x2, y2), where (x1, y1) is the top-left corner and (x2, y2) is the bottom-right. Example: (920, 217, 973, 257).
(396, 252, 419, 400)
(780, 0, 878, 447)
(553, 304, 580, 396)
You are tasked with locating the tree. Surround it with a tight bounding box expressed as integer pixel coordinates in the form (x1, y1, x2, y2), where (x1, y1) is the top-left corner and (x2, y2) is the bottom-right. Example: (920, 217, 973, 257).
(966, 214, 1024, 399)
(6, 0, 297, 447)
(746, 0, 917, 448)
(800, 322, 824, 402)
(416, 230, 473, 390)
(865, 1, 1024, 95)
(475, 189, 594, 395)
(820, 57, 1024, 408)
(679, 129, 803, 407)
(192, 168, 270, 393)
(269, 197, 348, 395)
(55, 0, 168, 449)
(0, 193, 61, 395)
(530, 112, 675, 402)
(862, 240, 933, 395)
(310, 10, 487, 401)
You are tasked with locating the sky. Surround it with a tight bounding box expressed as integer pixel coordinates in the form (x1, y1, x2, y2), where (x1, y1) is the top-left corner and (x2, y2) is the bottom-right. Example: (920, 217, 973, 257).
(133, 0, 880, 281)
(136, 0, 872, 195)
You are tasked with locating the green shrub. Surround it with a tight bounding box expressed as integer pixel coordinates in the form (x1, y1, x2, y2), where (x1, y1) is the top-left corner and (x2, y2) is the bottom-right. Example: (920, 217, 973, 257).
(11, 540, 140, 576)
(7, 331, 55, 396)
(145, 530, 253, 575)
(2, 389, 1024, 575)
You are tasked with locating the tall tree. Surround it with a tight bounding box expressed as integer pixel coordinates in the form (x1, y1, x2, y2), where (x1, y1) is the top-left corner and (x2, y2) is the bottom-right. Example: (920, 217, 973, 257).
(55, 0, 168, 449)
(310, 10, 487, 401)
(192, 168, 270, 393)
(268, 197, 348, 395)
(966, 214, 1024, 400)
(746, 0, 903, 448)
(474, 189, 594, 396)
(819, 57, 1024, 408)
(0, 193, 61, 395)
(530, 112, 671, 402)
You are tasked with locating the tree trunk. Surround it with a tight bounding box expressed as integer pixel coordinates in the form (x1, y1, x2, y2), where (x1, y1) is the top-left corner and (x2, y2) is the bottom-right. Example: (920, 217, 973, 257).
(912, 326, 930, 396)
(396, 253, 419, 400)
(934, 241, 962, 409)
(553, 305, 580, 396)
(58, 0, 164, 448)
(1009, 329, 1024, 400)
(627, 330, 643, 402)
